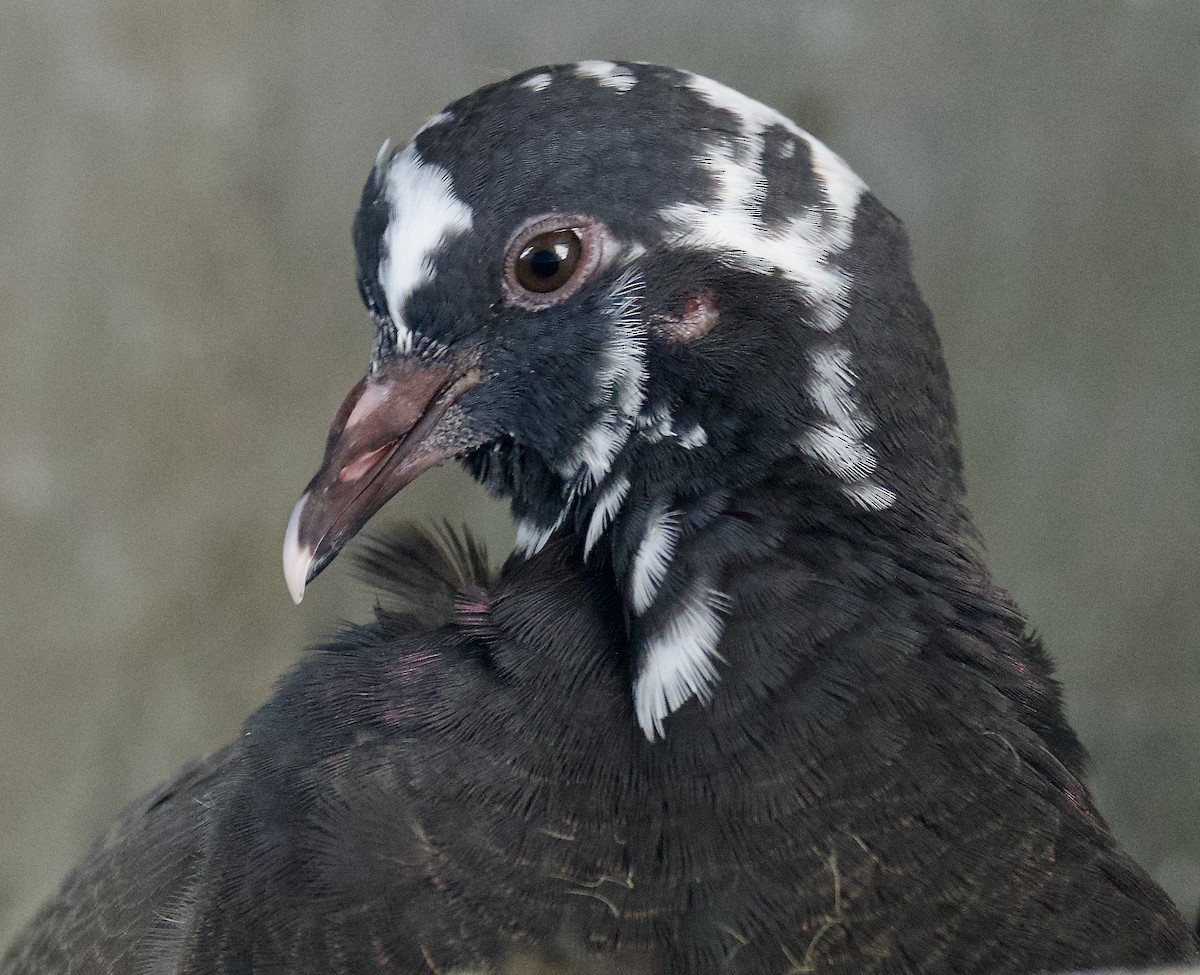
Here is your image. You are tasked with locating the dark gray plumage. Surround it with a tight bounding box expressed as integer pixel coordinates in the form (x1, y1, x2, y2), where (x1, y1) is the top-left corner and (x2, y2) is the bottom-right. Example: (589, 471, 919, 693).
(4, 62, 1197, 974)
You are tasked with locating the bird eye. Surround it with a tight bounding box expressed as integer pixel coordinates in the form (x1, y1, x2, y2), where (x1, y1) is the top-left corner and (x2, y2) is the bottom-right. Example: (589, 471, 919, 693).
(503, 214, 607, 310)
(515, 230, 581, 293)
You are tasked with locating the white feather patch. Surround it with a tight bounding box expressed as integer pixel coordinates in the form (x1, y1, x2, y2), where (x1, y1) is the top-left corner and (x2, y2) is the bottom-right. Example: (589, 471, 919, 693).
(801, 424, 878, 480)
(584, 473, 630, 558)
(635, 404, 674, 443)
(802, 345, 894, 508)
(379, 144, 473, 353)
(807, 347, 871, 435)
(414, 111, 453, 136)
(522, 72, 552, 92)
(842, 482, 898, 511)
(566, 269, 647, 489)
(634, 581, 730, 739)
(666, 73, 894, 509)
(660, 73, 864, 334)
(677, 423, 709, 449)
(514, 508, 566, 558)
(572, 421, 626, 492)
(597, 268, 648, 416)
(575, 60, 637, 92)
(630, 506, 681, 615)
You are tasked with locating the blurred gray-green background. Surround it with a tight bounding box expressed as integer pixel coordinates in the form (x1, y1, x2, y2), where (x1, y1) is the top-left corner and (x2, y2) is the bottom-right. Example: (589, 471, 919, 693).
(1, 0, 1197, 947)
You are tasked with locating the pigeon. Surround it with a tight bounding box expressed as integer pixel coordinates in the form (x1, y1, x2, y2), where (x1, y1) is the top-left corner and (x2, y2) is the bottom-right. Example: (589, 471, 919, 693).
(4, 61, 1197, 975)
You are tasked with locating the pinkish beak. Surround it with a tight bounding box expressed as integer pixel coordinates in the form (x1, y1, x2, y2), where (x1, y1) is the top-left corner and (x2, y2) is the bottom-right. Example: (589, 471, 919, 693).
(283, 357, 481, 603)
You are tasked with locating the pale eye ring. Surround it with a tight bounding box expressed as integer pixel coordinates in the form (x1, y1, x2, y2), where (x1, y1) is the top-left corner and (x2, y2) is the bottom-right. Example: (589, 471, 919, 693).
(502, 213, 607, 310)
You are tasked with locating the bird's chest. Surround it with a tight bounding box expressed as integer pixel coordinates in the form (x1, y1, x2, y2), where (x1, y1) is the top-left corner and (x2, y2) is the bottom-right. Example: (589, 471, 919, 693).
(403, 772, 898, 975)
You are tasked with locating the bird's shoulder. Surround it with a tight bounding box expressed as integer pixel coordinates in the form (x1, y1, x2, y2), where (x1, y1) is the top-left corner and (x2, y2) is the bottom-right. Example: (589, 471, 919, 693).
(0, 743, 242, 974)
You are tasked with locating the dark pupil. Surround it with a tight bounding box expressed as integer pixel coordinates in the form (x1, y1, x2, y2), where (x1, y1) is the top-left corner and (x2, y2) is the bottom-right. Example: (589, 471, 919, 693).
(529, 245, 565, 278)
(515, 229, 581, 294)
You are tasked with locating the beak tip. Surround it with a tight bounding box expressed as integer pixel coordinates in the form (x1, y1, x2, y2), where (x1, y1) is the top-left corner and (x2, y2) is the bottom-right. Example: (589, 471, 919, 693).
(285, 568, 307, 606)
(283, 495, 314, 605)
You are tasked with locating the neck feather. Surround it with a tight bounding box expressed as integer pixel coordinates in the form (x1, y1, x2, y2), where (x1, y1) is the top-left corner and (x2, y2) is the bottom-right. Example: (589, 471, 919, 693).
(579, 459, 973, 738)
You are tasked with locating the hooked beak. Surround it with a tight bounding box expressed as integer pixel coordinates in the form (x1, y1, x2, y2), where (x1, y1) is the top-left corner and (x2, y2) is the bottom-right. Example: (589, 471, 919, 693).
(283, 356, 481, 603)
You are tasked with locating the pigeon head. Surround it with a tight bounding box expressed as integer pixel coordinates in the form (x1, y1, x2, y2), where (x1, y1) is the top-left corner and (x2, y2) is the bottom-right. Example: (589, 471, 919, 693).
(284, 61, 966, 734)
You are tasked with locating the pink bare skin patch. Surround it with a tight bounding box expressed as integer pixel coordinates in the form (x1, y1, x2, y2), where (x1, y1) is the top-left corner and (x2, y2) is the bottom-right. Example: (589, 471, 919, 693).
(654, 291, 719, 342)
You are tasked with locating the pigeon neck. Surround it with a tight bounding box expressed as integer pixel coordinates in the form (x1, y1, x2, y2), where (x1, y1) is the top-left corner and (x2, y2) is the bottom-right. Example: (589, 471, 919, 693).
(596, 464, 987, 740)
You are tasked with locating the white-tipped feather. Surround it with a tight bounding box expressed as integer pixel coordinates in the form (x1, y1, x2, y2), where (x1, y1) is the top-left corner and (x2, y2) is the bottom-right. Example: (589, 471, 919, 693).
(571, 420, 624, 492)
(803, 345, 895, 508)
(522, 72, 552, 92)
(585, 474, 631, 559)
(807, 347, 872, 435)
(414, 110, 453, 136)
(575, 60, 638, 92)
(598, 268, 649, 416)
(514, 509, 566, 559)
(842, 482, 898, 511)
(801, 424, 878, 481)
(566, 269, 648, 489)
(379, 145, 473, 354)
(635, 404, 674, 443)
(634, 581, 730, 739)
(630, 506, 681, 615)
(808, 137, 865, 240)
(677, 423, 709, 449)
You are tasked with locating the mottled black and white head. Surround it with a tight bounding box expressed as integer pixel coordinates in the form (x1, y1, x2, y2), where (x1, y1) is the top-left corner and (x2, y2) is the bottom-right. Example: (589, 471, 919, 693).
(284, 62, 963, 738)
